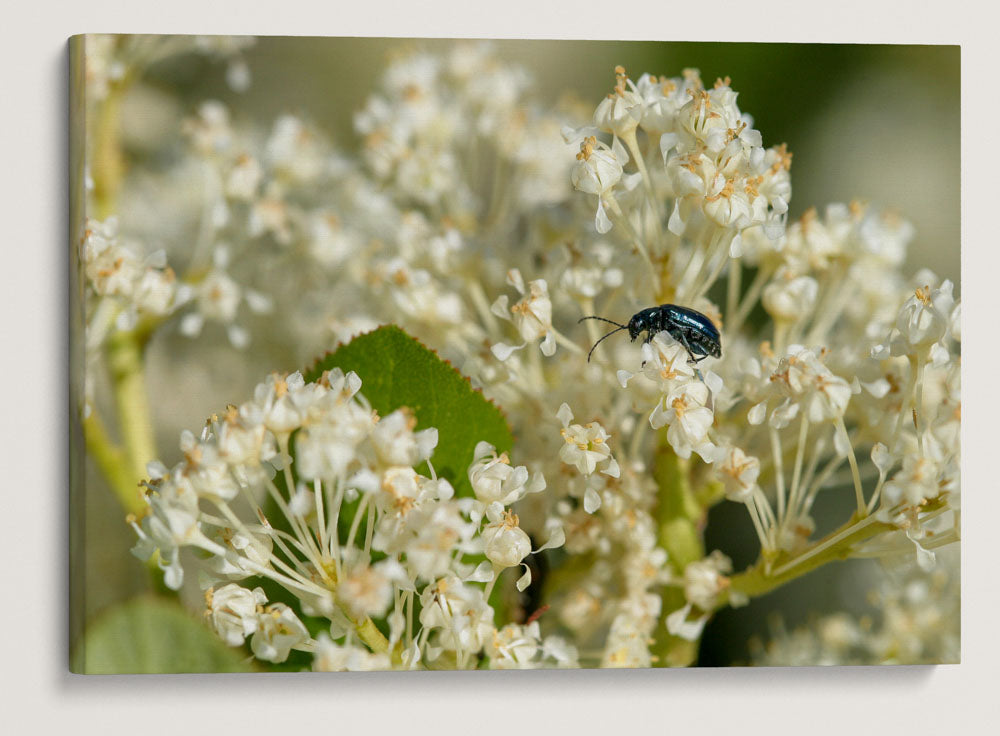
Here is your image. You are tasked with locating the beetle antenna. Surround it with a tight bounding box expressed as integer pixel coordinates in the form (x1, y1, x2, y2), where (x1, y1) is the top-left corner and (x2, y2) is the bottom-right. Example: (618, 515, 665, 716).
(578, 315, 627, 329)
(586, 326, 628, 362)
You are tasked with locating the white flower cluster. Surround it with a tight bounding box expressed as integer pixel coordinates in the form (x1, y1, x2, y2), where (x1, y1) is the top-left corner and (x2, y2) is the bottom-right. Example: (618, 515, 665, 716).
(129, 368, 570, 669)
(90, 40, 960, 668)
(555, 66, 959, 663)
(81, 217, 179, 336)
(81, 211, 272, 351)
(751, 547, 959, 666)
(666, 550, 739, 642)
(83, 35, 255, 102)
(564, 67, 789, 304)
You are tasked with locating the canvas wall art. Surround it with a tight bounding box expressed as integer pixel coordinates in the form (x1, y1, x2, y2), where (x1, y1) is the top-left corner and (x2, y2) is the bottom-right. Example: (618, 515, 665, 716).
(69, 35, 960, 673)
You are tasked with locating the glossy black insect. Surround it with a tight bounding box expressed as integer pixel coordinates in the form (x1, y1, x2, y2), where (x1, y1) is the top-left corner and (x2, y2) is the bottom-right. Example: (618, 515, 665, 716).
(579, 304, 722, 364)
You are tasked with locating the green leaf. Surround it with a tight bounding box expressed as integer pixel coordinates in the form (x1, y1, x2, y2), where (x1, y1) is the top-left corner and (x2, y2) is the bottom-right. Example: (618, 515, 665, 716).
(304, 325, 512, 497)
(71, 596, 253, 674)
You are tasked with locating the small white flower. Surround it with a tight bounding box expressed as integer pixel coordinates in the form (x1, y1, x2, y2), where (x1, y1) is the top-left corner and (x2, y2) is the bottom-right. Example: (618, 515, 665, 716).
(891, 281, 955, 355)
(541, 635, 580, 667)
(419, 577, 496, 656)
(567, 132, 629, 233)
(312, 634, 392, 672)
(883, 455, 943, 508)
(639, 334, 697, 391)
(568, 133, 626, 196)
(683, 550, 733, 611)
(203, 526, 274, 582)
(583, 487, 602, 514)
(506, 272, 557, 356)
(225, 154, 262, 199)
(372, 408, 437, 467)
(376, 466, 424, 517)
(133, 266, 178, 315)
(763, 269, 819, 322)
(482, 506, 532, 569)
(183, 100, 234, 155)
(250, 603, 310, 663)
(206, 584, 267, 646)
(265, 114, 327, 182)
(486, 622, 541, 669)
(601, 613, 652, 668)
(665, 603, 710, 642)
(634, 72, 694, 135)
(717, 446, 761, 503)
(557, 403, 620, 478)
(770, 348, 851, 423)
(593, 66, 644, 138)
(130, 475, 204, 589)
(650, 381, 716, 460)
(337, 562, 396, 620)
(395, 502, 478, 583)
(467, 441, 545, 506)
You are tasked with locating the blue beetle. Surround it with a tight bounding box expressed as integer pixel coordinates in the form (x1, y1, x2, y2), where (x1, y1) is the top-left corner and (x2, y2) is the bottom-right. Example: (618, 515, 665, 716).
(579, 304, 722, 364)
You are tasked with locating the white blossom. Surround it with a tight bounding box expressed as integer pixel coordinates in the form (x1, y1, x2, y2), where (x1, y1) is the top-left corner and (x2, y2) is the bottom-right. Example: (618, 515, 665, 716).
(206, 584, 267, 646)
(250, 604, 310, 663)
(557, 403, 620, 478)
(482, 506, 532, 569)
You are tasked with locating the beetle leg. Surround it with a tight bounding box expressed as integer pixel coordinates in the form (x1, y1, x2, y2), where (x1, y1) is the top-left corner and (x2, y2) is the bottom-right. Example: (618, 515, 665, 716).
(677, 332, 700, 365)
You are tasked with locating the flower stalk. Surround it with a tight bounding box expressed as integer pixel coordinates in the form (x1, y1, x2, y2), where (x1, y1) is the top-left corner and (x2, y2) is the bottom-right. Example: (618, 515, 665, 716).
(722, 496, 948, 604)
(652, 431, 705, 666)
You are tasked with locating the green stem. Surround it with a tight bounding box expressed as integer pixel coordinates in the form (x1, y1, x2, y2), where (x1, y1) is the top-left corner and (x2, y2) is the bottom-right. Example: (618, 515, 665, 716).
(92, 82, 125, 220)
(720, 499, 945, 605)
(651, 431, 705, 666)
(107, 330, 157, 495)
(82, 408, 142, 515)
(354, 616, 391, 656)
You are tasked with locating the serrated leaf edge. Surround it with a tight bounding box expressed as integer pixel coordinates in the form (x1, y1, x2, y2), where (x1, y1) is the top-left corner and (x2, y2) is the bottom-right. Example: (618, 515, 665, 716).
(302, 324, 512, 438)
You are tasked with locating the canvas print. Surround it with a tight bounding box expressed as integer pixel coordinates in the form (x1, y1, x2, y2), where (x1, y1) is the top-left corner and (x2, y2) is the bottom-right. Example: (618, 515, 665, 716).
(69, 35, 960, 673)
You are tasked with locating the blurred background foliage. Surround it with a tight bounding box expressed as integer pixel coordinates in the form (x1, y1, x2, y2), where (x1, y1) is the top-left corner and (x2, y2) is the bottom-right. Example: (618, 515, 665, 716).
(84, 38, 960, 667)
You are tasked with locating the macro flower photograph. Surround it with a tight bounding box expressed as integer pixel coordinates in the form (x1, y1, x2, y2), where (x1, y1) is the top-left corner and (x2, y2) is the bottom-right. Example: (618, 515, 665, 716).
(69, 35, 960, 673)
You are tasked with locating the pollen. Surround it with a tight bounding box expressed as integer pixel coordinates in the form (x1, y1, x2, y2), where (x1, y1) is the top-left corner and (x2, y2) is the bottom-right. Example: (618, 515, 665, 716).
(770, 143, 793, 173)
(725, 121, 747, 143)
(613, 65, 629, 96)
(687, 87, 711, 110)
(183, 444, 203, 468)
(705, 178, 735, 202)
(502, 510, 520, 529)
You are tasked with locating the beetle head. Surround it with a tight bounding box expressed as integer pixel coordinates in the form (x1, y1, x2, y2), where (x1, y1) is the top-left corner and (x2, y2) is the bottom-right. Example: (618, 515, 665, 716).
(627, 313, 647, 342)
